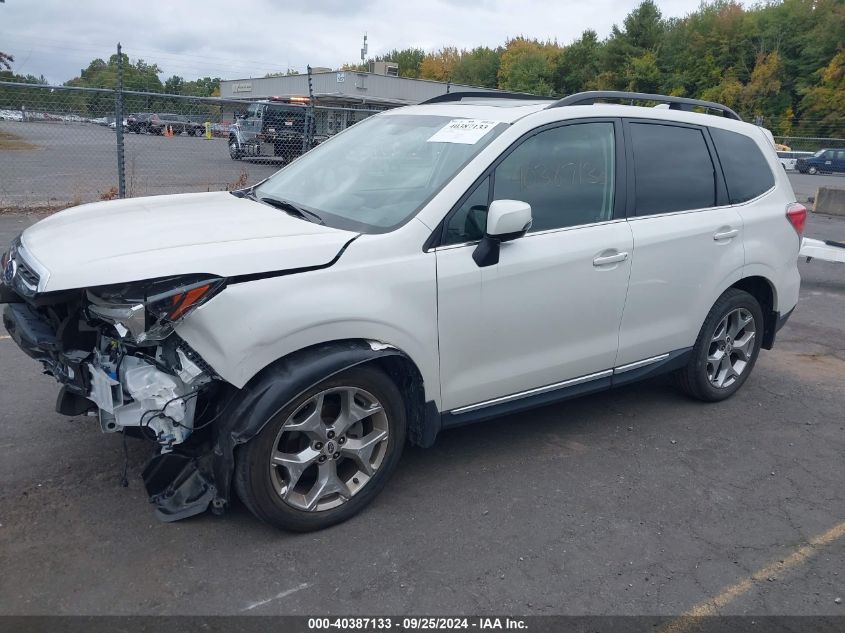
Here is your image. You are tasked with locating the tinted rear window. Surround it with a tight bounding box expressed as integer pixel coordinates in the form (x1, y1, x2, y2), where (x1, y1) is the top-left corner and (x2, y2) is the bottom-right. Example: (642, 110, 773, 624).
(711, 128, 775, 204)
(629, 123, 716, 215)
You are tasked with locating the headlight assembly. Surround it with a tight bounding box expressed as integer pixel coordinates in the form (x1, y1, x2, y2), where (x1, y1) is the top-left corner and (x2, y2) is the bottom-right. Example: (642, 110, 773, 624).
(87, 275, 226, 344)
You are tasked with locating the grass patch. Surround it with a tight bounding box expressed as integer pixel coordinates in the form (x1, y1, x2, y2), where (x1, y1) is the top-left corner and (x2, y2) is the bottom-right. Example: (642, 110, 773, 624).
(0, 130, 38, 150)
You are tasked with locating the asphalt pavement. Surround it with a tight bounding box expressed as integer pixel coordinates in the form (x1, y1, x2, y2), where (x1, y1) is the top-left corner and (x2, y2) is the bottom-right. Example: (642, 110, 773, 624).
(0, 210, 843, 616)
(0, 121, 280, 208)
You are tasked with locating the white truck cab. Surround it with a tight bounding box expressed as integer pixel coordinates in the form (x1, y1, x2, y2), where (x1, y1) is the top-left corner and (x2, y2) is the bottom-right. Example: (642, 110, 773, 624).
(1, 91, 804, 531)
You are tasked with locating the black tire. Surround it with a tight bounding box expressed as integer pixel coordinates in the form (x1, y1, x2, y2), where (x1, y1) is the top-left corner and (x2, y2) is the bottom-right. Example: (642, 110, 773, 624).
(674, 288, 764, 402)
(228, 136, 242, 160)
(234, 365, 406, 532)
(808, 166, 818, 175)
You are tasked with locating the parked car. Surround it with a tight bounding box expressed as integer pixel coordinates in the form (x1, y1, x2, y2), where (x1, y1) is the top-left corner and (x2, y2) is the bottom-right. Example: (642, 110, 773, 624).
(126, 113, 152, 134)
(108, 119, 128, 131)
(796, 148, 845, 174)
(776, 150, 813, 171)
(1, 91, 803, 532)
(0, 109, 23, 121)
(129, 112, 205, 136)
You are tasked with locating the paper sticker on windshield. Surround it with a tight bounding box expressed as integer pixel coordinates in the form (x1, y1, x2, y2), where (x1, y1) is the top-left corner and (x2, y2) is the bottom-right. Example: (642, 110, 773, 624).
(427, 119, 498, 144)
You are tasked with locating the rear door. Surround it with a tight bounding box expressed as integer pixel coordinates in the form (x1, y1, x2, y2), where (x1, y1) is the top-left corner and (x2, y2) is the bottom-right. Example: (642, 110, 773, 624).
(615, 119, 744, 368)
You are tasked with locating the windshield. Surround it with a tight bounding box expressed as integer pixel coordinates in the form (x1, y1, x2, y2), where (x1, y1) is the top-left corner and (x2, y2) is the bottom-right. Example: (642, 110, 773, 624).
(254, 114, 506, 232)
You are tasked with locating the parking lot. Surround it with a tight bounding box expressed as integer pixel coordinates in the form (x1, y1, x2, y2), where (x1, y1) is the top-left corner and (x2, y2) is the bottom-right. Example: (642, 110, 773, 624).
(0, 204, 843, 616)
(0, 122, 280, 208)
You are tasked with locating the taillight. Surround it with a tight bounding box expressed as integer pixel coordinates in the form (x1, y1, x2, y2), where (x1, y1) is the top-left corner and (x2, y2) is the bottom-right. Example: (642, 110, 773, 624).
(786, 202, 807, 237)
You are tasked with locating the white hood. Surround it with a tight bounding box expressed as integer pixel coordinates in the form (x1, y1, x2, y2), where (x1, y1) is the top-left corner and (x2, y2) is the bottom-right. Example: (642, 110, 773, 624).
(20, 192, 358, 292)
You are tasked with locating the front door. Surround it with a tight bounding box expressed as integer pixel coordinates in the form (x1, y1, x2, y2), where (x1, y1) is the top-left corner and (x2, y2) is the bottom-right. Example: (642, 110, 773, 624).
(435, 120, 633, 412)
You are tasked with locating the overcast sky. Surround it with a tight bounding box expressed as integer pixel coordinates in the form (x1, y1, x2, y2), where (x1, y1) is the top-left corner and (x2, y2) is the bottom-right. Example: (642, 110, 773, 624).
(3, 0, 709, 84)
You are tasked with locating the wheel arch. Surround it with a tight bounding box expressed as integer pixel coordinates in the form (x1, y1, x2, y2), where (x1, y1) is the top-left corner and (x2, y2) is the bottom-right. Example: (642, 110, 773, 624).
(209, 338, 440, 508)
(729, 275, 778, 350)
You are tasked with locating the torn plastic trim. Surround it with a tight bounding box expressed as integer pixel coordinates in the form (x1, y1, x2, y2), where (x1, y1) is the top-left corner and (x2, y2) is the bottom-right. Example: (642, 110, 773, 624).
(142, 452, 217, 522)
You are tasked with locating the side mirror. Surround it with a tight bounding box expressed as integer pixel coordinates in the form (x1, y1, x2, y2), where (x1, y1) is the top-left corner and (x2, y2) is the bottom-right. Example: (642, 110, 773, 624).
(472, 200, 532, 268)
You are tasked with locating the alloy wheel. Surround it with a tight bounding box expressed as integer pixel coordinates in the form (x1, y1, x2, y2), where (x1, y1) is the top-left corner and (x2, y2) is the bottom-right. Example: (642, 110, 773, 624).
(707, 307, 756, 388)
(268, 387, 389, 512)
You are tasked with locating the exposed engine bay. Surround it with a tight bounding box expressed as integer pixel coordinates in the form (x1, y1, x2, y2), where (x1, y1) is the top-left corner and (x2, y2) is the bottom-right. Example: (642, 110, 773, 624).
(2, 273, 223, 449)
(3, 239, 230, 519)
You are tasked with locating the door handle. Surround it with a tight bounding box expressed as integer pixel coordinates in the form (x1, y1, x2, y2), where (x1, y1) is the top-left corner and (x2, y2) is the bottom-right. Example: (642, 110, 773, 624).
(593, 251, 629, 266)
(713, 228, 739, 241)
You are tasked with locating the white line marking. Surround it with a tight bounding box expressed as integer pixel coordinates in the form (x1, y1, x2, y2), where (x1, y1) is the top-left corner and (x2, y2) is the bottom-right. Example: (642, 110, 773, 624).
(241, 582, 311, 612)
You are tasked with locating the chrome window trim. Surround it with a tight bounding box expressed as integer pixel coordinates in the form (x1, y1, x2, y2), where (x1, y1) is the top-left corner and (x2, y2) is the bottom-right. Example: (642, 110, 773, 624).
(429, 218, 627, 252)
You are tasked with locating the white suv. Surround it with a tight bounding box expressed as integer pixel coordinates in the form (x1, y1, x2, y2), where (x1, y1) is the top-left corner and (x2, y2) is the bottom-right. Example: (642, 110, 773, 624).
(1, 91, 804, 531)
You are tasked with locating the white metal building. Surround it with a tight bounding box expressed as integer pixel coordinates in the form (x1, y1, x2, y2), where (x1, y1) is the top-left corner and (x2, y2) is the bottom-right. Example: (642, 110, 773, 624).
(219, 68, 502, 109)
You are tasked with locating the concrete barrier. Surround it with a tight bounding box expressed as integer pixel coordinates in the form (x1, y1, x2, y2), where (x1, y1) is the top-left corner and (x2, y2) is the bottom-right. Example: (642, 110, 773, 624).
(813, 187, 845, 217)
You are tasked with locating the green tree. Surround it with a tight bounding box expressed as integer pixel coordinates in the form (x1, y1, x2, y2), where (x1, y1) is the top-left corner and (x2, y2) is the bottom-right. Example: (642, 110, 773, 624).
(601, 0, 665, 89)
(497, 38, 560, 94)
(552, 30, 601, 94)
(626, 50, 662, 93)
(164, 75, 184, 94)
(799, 50, 845, 137)
(451, 47, 501, 88)
(420, 47, 462, 82)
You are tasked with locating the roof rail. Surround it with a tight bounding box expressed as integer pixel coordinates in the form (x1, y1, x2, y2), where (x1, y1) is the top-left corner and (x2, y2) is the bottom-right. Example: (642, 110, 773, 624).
(421, 91, 555, 105)
(547, 91, 742, 121)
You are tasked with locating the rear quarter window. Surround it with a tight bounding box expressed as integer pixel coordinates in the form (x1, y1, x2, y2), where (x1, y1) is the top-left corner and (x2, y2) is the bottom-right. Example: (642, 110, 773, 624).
(711, 128, 775, 204)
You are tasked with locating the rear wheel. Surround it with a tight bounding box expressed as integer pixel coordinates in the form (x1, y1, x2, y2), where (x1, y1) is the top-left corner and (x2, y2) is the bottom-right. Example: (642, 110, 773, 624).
(674, 289, 763, 402)
(234, 366, 406, 531)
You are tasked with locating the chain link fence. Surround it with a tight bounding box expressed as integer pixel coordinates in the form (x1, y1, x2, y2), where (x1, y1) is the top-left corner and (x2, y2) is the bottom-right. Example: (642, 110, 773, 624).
(0, 80, 382, 210)
(772, 136, 845, 152)
(3, 77, 844, 211)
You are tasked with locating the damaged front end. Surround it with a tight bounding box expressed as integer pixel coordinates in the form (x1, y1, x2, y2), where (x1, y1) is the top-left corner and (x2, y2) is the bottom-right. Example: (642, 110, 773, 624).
(2, 238, 228, 521)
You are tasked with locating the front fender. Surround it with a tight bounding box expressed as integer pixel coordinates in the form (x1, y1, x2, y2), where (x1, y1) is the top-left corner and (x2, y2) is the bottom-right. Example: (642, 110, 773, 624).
(208, 339, 436, 506)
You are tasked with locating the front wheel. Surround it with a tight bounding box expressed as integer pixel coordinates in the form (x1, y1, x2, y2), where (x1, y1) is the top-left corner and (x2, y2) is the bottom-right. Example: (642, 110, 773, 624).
(808, 166, 818, 175)
(674, 289, 763, 402)
(234, 366, 406, 531)
(228, 137, 242, 160)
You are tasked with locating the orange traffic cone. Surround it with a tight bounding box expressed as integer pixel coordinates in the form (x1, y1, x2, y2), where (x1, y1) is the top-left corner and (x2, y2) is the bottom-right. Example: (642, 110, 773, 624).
(164, 125, 173, 138)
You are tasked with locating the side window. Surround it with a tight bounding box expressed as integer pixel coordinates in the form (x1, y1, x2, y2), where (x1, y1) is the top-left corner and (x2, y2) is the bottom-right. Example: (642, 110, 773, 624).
(710, 127, 775, 204)
(492, 122, 615, 232)
(629, 123, 716, 215)
(444, 177, 490, 244)
(836, 150, 845, 161)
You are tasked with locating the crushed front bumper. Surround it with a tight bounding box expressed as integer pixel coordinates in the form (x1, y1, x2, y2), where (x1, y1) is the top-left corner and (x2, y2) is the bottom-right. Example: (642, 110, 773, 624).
(2, 303, 90, 396)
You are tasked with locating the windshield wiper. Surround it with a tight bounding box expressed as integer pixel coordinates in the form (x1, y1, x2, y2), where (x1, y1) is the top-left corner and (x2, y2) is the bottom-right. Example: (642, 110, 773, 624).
(257, 196, 324, 225)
